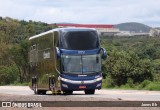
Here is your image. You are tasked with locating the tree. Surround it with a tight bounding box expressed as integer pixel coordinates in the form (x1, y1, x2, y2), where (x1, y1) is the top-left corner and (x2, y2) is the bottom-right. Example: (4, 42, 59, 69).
(0, 17, 20, 44)
(10, 40, 29, 83)
(0, 66, 18, 85)
(0, 17, 53, 85)
(103, 49, 154, 86)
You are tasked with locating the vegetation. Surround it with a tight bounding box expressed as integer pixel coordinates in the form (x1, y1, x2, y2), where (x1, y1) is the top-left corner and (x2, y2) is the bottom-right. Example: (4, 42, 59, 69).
(0, 16, 160, 91)
(101, 36, 160, 90)
(0, 17, 54, 85)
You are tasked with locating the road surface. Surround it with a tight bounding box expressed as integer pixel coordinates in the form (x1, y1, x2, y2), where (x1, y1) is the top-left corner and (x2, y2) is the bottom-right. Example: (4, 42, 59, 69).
(0, 86, 160, 110)
(0, 86, 160, 101)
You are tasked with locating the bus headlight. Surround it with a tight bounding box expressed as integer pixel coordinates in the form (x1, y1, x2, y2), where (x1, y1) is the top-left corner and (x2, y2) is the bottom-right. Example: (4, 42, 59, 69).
(94, 77, 102, 82)
(60, 77, 102, 84)
(62, 84, 68, 88)
(96, 83, 102, 87)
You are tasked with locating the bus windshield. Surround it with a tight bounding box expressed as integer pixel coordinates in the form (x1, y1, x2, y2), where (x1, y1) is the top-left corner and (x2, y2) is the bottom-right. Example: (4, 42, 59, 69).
(61, 31, 99, 50)
(61, 54, 101, 74)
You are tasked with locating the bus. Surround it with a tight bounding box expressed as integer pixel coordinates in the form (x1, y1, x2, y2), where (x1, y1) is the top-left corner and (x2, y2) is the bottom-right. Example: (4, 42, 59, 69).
(29, 27, 107, 95)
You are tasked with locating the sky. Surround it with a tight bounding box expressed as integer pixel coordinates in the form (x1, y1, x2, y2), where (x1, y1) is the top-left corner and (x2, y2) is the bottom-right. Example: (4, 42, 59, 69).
(0, 0, 160, 27)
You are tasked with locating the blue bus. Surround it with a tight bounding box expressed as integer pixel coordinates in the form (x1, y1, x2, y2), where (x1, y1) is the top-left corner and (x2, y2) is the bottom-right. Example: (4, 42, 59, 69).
(29, 28, 107, 95)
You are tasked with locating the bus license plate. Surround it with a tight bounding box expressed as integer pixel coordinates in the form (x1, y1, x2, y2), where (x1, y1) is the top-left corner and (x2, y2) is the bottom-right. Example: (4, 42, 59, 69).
(79, 86, 86, 89)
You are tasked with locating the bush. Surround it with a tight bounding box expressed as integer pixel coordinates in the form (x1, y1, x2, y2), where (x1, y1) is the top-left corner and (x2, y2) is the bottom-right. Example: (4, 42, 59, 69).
(127, 78, 134, 87)
(120, 84, 130, 89)
(144, 82, 160, 91)
(140, 80, 151, 88)
(103, 49, 154, 86)
(102, 76, 115, 88)
(0, 66, 19, 85)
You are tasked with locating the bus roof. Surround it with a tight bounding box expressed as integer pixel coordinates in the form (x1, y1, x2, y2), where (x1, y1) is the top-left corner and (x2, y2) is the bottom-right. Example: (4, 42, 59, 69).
(29, 27, 96, 40)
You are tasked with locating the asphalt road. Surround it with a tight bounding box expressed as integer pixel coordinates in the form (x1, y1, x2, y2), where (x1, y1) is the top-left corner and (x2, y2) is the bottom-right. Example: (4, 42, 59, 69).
(1, 86, 160, 110)
(0, 86, 160, 101)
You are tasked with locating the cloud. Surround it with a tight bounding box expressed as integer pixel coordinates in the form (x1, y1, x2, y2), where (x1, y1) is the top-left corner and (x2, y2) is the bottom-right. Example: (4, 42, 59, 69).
(0, 0, 160, 27)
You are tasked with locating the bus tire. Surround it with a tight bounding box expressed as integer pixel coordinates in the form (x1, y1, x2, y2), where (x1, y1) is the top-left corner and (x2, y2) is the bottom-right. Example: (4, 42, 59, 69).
(32, 77, 38, 94)
(49, 76, 56, 93)
(37, 90, 46, 95)
(33, 84, 38, 94)
(84, 89, 95, 94)
(63, 90, 73, 95)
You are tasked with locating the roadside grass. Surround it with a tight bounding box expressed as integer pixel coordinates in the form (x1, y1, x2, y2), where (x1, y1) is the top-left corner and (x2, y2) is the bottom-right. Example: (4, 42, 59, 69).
(0, 82, 29, 86)
(102, 79, 160, 91)
(1, 79, 160, 91)
(9, 82, 29, 86)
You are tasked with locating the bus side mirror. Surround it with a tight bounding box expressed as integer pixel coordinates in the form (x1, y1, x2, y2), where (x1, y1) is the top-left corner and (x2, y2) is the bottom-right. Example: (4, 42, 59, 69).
(56, 47, 61, 59)
(102, 73, 106, 79)
(101, 47, 107, 60)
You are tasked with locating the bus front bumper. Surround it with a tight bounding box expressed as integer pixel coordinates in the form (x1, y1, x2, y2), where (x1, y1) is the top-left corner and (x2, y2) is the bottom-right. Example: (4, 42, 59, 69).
(59, 77, 102, 90)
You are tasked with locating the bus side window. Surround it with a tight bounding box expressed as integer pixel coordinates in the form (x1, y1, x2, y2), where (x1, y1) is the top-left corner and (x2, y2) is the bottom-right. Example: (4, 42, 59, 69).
(30, 46, 33, 51)
(33, 44, 36, 50)
(54, 31, 59, 47)
(30, 44, 37, 52)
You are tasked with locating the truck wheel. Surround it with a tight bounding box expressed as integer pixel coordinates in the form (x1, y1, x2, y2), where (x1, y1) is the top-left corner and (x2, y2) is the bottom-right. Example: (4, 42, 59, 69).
(85, 89, 95, 94)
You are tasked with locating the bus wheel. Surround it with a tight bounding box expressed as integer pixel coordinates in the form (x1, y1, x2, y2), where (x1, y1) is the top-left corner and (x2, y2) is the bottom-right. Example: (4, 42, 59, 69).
(32, 82, 38, 94)
(33, 85, 38, 94)
(63, 90, 73, 95)
(32, 77, 38, 94)
(84, 89, 95, 94)
(38, 90, 46, 95)
(49, 76, 56, 94)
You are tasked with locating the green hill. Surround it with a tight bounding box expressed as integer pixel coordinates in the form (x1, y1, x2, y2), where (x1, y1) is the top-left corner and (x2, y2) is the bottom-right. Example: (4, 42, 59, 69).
(114, 22, 151, 33)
